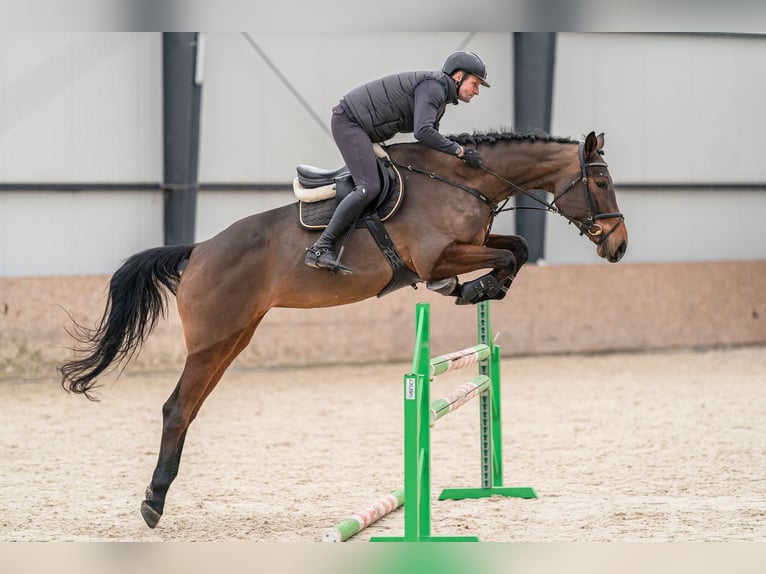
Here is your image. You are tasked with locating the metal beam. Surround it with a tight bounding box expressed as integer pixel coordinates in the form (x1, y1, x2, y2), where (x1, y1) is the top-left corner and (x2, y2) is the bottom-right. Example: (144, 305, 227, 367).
(163, 32, 204, 246)
(513, 33, 556, 263)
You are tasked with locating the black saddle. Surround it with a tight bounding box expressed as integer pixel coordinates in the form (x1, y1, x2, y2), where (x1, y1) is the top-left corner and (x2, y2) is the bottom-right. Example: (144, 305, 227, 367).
(297, 157, 404, 230)
(295, 164, 349, 189)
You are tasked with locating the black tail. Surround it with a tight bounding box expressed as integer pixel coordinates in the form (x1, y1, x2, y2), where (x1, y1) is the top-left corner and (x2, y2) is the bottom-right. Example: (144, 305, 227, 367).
(58, 244, 195, 400)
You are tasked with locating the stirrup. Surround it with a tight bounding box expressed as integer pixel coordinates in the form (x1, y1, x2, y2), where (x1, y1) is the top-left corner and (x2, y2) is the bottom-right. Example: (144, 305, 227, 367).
(304, 247, 353, 275)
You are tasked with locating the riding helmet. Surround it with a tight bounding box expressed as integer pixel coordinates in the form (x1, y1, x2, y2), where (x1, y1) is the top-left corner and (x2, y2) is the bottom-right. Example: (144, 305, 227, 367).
(442, 51, 490, 87)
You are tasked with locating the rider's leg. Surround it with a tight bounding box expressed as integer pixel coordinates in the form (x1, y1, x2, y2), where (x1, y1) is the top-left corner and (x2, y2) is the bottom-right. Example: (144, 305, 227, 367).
(304, 105, 381, 274)
(305, 186, 370, 274)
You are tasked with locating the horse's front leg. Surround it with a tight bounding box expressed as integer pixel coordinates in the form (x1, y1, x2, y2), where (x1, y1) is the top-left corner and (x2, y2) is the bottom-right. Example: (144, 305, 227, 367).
(426, 235, 528, 304)
(453, 233, 530, 305)
(485, 233, 529, 269)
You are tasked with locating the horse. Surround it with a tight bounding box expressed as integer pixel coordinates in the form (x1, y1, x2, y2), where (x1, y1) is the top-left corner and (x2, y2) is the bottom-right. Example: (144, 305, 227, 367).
(58, 129, 628, 528)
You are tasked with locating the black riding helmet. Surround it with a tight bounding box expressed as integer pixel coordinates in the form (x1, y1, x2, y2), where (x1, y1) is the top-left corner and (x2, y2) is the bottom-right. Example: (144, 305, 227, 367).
(442, 51, 490, 88)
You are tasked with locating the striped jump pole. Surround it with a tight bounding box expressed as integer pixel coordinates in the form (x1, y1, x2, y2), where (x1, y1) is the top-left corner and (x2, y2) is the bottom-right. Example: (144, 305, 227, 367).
(430, 345, 491, 376)
(370, 301, 536, 543)
(429, 374, 491, 425)
(323, 373, 493, 542)
(323, 488, 404, 542)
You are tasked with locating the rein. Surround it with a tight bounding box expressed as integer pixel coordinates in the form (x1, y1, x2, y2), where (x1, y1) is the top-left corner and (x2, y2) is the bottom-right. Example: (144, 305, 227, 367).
(393, 142, 625, 246)
(394, 161, 498, 211)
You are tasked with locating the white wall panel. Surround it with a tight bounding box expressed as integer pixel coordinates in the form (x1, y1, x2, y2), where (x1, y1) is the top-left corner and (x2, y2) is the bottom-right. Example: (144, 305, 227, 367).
(0, 33, 161, 183)
(545, 188, 766, 264)
(198, 33, 512, 181)
(0, 191, 163, 276)
(553, 33, 766, 183)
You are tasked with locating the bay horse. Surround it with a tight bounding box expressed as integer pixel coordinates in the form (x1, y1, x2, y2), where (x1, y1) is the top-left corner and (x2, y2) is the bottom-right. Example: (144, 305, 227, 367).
(58, 130, 627, 528)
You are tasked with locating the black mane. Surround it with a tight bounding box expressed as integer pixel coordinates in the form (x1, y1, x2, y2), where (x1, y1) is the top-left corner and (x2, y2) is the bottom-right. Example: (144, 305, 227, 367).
(447, 130, 578, 146)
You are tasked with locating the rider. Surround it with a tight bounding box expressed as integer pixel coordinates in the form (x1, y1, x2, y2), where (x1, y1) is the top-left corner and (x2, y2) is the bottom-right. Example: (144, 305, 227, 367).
(304, 50, 489, 275)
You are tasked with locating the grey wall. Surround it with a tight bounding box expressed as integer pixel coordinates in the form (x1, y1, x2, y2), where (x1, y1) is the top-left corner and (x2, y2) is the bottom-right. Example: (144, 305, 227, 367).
(1, 32, 764, 276)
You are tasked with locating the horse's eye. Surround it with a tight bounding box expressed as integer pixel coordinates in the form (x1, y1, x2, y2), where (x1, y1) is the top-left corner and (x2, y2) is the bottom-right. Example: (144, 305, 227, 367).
(596, 181, 607, 189)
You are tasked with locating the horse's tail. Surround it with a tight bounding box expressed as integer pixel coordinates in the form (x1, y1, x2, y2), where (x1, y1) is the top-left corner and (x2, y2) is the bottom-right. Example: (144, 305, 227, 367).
(58, 244, 195, 400)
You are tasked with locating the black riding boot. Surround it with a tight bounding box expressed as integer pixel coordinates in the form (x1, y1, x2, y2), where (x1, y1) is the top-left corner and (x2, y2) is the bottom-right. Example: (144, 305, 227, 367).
(305, 186, 370, 275)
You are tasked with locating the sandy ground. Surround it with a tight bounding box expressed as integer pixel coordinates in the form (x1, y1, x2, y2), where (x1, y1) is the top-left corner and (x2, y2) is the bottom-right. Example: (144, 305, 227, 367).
(2, 345, 766, 543)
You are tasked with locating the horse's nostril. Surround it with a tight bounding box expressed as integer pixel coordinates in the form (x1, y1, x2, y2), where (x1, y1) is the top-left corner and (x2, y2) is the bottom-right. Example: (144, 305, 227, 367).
(608, 240, 627, 263)
(616, 241, 627, 260)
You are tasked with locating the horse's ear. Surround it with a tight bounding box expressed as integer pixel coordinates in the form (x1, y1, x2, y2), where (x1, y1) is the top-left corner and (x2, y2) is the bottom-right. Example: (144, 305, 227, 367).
(584, 131, 605, 159)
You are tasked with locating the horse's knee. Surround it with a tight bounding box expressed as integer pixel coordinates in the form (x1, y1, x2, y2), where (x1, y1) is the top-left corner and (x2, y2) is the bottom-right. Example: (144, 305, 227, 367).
(513, 237, 529, 267)
(502, 251, 518, 275)
(492, 250, 518, 281)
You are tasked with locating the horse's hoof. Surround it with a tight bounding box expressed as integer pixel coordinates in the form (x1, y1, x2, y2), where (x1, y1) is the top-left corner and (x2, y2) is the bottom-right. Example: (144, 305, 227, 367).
(141, 500, 162, 529)
(454, 297, 471, 306)
(426, 277, 458, 296)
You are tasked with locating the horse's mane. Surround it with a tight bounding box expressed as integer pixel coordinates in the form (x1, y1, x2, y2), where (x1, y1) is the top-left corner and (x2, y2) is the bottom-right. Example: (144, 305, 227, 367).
(447, 130, 578, 146)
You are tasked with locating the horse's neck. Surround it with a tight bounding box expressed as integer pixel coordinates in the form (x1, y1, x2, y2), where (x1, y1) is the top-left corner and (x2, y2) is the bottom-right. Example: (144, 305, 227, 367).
(488, 141, 576, 193)
(391, 140, 576, 202)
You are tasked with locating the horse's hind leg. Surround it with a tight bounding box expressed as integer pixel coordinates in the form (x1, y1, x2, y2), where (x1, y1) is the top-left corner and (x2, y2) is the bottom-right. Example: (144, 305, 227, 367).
(140, 322, 258, 528)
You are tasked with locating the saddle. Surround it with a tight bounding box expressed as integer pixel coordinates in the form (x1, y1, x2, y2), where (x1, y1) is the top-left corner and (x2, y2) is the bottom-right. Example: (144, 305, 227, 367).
(293, 145, 419, 297)
(295, 144, 404, 230)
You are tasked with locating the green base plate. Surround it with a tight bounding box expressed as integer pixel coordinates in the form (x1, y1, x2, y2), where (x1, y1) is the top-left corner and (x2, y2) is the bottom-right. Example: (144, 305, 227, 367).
(438, 486, 537, 500)
(370, 536, 479, 543)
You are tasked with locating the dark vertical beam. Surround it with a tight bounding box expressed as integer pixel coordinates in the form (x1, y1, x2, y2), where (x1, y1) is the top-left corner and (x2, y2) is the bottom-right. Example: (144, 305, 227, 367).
(513, 33, 556, 263)
(163, 32, 204, 246)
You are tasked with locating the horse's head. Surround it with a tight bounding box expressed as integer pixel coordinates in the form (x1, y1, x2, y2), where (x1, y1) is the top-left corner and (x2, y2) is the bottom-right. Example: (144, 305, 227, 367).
(553, 132, 628, 263)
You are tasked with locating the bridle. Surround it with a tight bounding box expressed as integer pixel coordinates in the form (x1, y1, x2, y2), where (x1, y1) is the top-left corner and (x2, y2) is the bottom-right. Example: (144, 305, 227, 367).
(393, 141, 625, 247)
(480, 142, 625, 246)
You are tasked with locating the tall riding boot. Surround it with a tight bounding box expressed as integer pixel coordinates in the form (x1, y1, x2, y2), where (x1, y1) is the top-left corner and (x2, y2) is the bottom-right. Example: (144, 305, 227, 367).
(305, 186, 370, 274)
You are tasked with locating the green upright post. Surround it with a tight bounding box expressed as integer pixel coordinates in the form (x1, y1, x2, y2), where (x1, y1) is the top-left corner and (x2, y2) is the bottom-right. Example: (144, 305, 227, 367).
(373, 301, 535, 543)
(491, 342, 504, 485)
(438, 301, 537, 500)
(479, 301, 493, 488)
(408, 303, 431, 540)
(373, 303, 480, 542)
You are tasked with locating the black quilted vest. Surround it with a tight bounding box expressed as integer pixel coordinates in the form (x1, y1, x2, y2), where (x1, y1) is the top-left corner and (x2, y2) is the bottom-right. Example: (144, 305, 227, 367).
(341, 70, 457, 143)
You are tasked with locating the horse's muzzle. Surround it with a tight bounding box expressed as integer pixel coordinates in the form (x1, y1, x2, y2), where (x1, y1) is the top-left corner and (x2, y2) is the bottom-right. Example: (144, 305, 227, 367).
(597, 233, 627, 263)
(608, 240, 627, 263)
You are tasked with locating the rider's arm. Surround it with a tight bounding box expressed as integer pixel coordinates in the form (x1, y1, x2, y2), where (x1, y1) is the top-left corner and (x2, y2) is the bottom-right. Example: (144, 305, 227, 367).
(412, 80, 462, 157)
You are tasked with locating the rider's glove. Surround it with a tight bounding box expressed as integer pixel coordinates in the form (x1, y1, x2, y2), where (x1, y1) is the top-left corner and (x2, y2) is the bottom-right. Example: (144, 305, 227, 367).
(462, 147, 482, 169)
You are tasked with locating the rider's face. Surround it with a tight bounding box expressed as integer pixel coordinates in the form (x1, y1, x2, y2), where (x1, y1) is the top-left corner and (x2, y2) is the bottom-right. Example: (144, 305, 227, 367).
(457, 74, 482, 103)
